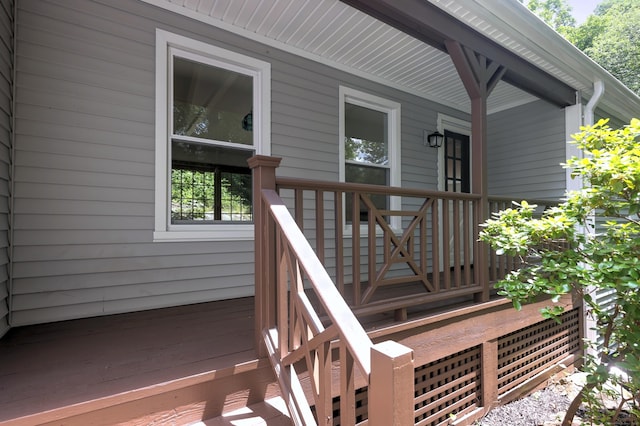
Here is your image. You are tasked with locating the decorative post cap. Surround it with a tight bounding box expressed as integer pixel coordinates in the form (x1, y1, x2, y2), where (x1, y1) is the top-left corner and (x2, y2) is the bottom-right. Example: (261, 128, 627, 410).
(247, 155, 282, 169)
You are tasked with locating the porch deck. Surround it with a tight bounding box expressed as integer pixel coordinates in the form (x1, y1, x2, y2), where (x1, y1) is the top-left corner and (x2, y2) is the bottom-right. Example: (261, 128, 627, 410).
(0, 283, 484, 425)
(0, 289, 581, 426)
(0, 297, 267, 425)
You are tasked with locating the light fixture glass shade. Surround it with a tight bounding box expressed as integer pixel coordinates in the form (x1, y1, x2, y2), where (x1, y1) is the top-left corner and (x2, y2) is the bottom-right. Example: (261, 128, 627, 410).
(426, 130, 444, 148)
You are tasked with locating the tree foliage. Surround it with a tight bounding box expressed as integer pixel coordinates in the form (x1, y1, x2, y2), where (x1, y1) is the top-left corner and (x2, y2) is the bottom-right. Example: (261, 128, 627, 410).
(480, 119, 640, 425)
(524, 0, 640, 95)
(574, 0, 640, 95)
(525, 0, 576, 32)
(171, 168, 252, 222)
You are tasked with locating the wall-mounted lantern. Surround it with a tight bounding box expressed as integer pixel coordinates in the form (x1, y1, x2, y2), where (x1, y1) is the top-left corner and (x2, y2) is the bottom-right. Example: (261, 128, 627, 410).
(424, 130, 444, 148)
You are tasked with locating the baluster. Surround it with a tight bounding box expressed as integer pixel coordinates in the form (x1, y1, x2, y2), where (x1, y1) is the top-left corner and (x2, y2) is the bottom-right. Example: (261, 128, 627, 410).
(295, 188, 303, 229)
(442, 199, 451, 290)
(464, 200, 472, 286)
(278, 234, 289, 359)
(420, 199, 428, 290)
(352, 192, 361, 306)
(316, 190, 325, 263)
(453, 198, 461, 288)
(368, 195, 377, 298)
(314, 340, 333, 425)
(335, 191, 345, 296)
(432, 199, 440, 292)
(339, 343, 356, 426)
(488, 201, 497, 282)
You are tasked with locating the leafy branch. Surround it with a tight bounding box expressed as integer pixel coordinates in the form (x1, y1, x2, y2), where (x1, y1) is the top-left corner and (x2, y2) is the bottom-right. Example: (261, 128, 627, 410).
(480, 118, 640, 424)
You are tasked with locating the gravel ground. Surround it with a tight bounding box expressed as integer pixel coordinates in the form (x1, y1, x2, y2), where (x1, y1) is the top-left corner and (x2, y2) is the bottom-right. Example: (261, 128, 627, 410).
(475, 386, 571, 426)
(474, 372, 638, 426)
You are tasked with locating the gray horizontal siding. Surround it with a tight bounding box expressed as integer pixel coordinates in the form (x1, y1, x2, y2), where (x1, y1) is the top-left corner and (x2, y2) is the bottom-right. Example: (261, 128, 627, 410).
(0, 0, 10, 338)
(12, 0, 469, 325)
(488, 100, 567, 200)
(12, 0, 571, 327)
(14, 0, 254, 324)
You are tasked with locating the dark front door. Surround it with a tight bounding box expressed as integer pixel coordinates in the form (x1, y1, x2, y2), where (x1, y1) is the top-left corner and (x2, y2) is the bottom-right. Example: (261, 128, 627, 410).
(443, 130, 470, 194)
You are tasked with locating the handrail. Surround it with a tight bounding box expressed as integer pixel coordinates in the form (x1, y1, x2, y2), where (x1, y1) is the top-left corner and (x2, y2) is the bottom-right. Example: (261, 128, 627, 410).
(260, 188, 414, 425)
(488, 196, 561, 206)
(277, 176, 482, 201)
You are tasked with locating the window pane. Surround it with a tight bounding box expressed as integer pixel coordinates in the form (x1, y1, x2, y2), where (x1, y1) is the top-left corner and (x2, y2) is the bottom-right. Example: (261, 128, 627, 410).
(455, 140, 462, 157)
(172, 168, 214, 221)
(173, 57, 253, 145)
(446, 136, 455, 156)
(345, 163, 388, 222)
(220, 171, 253, 222)
(345, 163, 388, 186)
(344, 103, 388, 166)
(171, 141, 252, 223)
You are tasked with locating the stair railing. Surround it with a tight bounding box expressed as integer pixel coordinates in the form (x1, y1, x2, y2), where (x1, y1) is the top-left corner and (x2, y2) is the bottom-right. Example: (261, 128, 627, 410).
(251, 153, 414, 426)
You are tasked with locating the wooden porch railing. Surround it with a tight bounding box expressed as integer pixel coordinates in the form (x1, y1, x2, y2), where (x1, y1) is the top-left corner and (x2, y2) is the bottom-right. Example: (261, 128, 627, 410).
(271, 180, 561, 321)
(250, 156, 415, 425)
(250, 156, 566, 425)
(275, 176, 484, 320)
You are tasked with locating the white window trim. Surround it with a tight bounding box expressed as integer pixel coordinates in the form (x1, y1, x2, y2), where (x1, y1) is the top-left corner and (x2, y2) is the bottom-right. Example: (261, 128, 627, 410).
(339, 86, 401, 233)
(436, 113, 471, 192)
(154, 29, 271, 242)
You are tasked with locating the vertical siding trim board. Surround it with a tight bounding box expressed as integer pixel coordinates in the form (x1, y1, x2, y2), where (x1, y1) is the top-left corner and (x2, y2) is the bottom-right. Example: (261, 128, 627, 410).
(0, 0, 13, 337)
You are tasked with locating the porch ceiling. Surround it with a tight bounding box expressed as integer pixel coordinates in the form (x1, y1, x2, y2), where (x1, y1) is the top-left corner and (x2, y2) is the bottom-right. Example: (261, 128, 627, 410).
(148, 0, 638, 117)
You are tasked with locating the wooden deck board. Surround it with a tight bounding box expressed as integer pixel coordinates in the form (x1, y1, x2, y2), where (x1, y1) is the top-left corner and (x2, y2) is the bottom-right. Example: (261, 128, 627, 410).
(0, 279, 504, 424)
(199, 397, 291, 425)
(0, 297, 257, 423)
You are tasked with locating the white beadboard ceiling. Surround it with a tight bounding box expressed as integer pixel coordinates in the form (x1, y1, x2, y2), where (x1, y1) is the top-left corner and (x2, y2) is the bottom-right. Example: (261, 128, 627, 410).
(150, 0, 636, 115)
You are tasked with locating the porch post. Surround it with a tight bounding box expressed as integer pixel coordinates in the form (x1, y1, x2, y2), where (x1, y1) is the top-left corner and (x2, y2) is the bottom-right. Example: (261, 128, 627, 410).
(248, 155, 282, 357)
(445, 40, 506, 302)
(471, 96, 491, 302)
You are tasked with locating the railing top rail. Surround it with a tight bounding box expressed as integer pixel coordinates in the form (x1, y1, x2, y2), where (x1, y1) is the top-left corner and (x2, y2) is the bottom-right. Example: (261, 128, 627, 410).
(276, 176, 481, 201)
(488, 196, 561, 206)
(261, 188, 374, 376)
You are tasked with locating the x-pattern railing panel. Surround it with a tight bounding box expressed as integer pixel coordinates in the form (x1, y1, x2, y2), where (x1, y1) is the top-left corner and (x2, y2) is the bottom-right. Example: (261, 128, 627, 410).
(361, 195, 435, 304)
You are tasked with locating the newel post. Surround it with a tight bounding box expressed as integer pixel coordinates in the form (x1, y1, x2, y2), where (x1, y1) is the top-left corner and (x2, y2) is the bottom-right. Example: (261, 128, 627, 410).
(248, 155, 282, 357)
(369, 341, 414, 426)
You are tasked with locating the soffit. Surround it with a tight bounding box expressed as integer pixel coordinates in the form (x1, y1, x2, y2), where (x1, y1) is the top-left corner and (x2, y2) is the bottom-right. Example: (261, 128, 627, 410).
(151, 0, 567, 113)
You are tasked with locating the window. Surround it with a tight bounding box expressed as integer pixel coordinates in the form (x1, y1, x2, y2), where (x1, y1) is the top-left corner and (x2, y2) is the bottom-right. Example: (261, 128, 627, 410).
(154, 30, 270, 241)
(339, 87, 401, 228)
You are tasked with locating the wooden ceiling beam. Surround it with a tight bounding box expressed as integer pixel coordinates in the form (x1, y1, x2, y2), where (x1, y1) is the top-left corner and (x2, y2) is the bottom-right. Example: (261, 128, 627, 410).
(340, 0, 576, 108)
